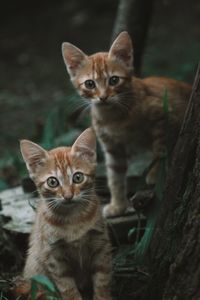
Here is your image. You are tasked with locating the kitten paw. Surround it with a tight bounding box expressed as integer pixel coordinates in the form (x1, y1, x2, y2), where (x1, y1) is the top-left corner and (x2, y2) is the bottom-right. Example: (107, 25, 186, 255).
(145, 173, 156, 185)
(146, 169, 157, 185)
(103, 203, 127, 218)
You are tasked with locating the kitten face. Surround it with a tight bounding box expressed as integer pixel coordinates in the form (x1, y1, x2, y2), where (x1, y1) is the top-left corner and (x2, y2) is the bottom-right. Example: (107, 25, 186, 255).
(71, 53, 132, 105)
(62, 31, 133, 105)
(20, 128, 96, 214)
(37, 148, 95, 212)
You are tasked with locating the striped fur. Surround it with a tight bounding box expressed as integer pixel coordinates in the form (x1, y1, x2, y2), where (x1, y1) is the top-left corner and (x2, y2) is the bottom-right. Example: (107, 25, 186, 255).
(62, 31, 192, 217)
(19, 128, 112, 300)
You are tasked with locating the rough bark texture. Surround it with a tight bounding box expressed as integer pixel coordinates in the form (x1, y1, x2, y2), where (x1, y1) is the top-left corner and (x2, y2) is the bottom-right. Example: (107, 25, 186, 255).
(147, 63, 200, 300)
(112, 0, 155, 75)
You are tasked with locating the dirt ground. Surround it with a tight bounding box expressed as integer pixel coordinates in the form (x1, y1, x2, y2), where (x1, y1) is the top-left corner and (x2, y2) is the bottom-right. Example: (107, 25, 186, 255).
(0, 0, 199, 158)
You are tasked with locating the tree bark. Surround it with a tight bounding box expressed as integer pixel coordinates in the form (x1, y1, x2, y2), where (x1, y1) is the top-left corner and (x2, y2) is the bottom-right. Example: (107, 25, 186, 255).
(147, 63, 200, 300)
(112, 0, 155, 75)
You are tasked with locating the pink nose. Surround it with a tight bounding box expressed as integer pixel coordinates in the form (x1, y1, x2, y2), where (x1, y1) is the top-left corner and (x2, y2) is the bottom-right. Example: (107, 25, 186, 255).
(63, 193, 73, 201)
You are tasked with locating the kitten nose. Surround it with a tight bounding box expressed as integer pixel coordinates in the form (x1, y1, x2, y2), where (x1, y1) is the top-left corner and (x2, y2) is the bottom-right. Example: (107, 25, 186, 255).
(99, 96, 108, 102)
(63, 192, 73, 201)
(64, 196, 73, 201)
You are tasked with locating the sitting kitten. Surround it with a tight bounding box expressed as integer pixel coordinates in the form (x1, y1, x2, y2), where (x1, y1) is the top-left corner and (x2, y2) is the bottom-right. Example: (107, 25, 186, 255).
(19, 128, 112, 300)
(61, 31, 191, 218)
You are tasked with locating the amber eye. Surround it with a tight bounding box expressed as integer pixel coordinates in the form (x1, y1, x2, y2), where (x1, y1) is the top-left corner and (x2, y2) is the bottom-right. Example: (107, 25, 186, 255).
(73, 172, 85, 184)
(109, 76, 120, 86)
(47, 177, 59, 188)
(85, 80, 96, 89)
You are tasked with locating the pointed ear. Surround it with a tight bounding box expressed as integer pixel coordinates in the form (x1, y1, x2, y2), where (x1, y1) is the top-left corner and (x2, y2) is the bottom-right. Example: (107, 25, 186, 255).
(71, 128, 96, 163)
(62, 42, 88, 78)
(20, 140, 49, 177)
(108, 31, 133, 70)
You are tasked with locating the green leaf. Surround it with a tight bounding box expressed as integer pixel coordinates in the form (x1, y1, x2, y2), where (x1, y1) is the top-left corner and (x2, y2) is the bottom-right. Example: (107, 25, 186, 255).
(31, 280, 38, 300)
(162, 88, 170, 160)
(128, 227, 136, 239)
(31, 275, 57, 294)
(162, 88, 169, 116)
(155, 156, 167, 202)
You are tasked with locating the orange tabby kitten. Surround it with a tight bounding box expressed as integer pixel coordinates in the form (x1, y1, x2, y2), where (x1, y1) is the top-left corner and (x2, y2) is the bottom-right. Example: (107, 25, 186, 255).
(18, 128, 112, 300)
(61, 31, 191, 218)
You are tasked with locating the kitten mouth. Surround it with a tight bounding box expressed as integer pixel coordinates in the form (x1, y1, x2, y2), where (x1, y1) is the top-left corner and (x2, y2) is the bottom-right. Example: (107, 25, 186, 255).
(94, 99, 110, 105)
(47, 198, 89, 214)
(61, 199, 75, 206)
(62, 198, 89, 206)
(47, 198, 76, 208)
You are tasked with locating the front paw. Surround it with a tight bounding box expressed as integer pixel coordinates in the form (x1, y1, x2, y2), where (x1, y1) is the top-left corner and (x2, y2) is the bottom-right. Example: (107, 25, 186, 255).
(146, 168, 157, 185)
(146, 162, 159, 185)
(102, 202, 127, 218)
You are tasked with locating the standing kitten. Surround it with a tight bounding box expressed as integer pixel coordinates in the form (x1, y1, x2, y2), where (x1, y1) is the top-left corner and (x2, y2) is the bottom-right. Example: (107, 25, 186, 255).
(19, 128, 112, 300)
(61, 31, 191, 218)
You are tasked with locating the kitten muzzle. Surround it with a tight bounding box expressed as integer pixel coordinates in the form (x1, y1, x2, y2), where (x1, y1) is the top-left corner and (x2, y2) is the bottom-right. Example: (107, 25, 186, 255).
(99, 96, 108, 102)
(62, 196, 74, 206)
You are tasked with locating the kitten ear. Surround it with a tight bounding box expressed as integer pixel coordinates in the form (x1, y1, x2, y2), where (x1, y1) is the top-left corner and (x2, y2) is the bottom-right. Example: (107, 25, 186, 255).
(20, 140, 49, 177)
(71, 128, 96, 163)
(62, 42, 88, 77)
(108, 31, 133, 70)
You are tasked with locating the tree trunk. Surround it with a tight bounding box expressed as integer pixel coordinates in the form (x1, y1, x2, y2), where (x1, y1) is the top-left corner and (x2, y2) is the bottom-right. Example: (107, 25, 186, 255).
(112, 0, 155, 75)
(147, 63, 200, 300)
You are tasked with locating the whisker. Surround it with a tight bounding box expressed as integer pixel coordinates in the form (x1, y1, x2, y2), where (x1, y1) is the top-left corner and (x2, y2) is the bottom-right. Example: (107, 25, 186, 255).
(118, 101, 131, 111)
(47, 199, 61, 211)
(78, 102, 91, 118)
(69, 101, 89, 114)
(117, 90, 134, 97)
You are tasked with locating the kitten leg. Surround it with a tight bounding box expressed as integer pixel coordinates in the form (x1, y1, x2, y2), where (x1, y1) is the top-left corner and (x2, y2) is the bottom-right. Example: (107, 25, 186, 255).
(93, 266, 112, 300)
(51, 276, 82, 300)
(46, 247, 83, 299)
(103, 149, 128, 218)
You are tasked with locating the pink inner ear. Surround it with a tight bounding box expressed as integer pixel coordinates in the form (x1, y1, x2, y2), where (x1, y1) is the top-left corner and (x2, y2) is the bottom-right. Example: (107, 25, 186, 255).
(20, 140, 48, 176)
(74, 146, 95, 158)
(68, 54, 83, 69)
(62, 43, 88, 75)
(113, 49, 132, 63)
(108, 31, 133, 68)
(71, 128, 96, 163)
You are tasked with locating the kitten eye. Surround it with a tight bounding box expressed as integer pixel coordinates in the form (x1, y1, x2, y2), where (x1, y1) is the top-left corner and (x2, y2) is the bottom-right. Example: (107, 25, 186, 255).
(47, 176, 59, 188)
(73, 172, 85, 184)
(85, 80, 96, 89)
(109, 76, 120, 86)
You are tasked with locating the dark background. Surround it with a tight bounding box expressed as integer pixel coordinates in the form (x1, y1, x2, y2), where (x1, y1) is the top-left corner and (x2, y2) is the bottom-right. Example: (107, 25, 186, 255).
(0, 0, 199, 186)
